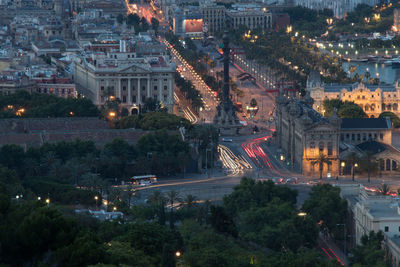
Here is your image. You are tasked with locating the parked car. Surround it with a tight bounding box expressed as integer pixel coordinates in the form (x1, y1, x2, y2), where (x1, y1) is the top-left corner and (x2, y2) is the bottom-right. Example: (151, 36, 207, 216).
(222, 137, 233, 142)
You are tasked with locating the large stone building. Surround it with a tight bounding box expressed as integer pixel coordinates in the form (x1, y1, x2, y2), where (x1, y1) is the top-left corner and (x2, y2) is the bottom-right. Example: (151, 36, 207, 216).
(199, 3, 226, 34)
(295, 0, 379, 18)
(74, 52, 176, 114)
(277, 90, 400, 177)
(307, 73, 400, 118)
(276, 93, 341, 178)
(226, 4, 272, 31)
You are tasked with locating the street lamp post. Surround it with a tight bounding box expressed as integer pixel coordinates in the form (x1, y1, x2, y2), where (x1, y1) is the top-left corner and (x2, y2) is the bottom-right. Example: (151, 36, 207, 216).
(352, 163, 358, 181)
(341, 162, 345, 176)
(95, 196, 99, 209)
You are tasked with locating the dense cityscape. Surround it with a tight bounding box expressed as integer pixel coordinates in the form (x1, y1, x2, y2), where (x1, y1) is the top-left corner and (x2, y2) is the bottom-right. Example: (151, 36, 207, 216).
(2, 0, 400, 266)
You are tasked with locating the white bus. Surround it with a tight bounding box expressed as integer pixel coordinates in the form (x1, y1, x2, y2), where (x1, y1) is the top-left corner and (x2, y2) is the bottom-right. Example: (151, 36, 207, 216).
(131, 175, 157, 186)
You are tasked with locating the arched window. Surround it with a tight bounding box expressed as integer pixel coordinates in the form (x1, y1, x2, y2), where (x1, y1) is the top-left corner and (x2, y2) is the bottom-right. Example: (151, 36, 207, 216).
(382, 103, 386, 110)
(310, 142, 315, 157)
(388, 104, 392, 111)
(393, 103, 398, 111)
(393, 160, 397, 171)
(319, 142, 324, 154)
(371, 104, 375, 111)
(327, 142, 333, 156)
(386, 159, 391, 171)
(365, 105, 369, 111)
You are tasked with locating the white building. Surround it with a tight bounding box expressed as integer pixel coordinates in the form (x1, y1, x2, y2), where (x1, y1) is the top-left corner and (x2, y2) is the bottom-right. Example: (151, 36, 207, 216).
(226, 4, 272, 30)
(74, 51, 176, 114)
(295, 0, 379, 18)
(339, 184, 400, 267)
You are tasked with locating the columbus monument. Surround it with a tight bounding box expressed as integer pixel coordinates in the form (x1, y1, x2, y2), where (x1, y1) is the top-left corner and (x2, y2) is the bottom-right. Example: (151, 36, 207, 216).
(213, 31, 242, 135)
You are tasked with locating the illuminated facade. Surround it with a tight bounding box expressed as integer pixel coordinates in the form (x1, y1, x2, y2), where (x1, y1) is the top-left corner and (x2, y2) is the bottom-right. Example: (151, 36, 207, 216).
(74, 52, 175, 114)
(307, 74, 400, 118)
(276, 93, 341, 178)
(226, 4, 272, 31)
(199, 4, 226, 34)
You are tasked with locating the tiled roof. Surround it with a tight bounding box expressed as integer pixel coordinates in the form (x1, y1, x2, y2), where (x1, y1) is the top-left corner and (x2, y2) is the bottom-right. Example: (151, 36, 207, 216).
(357, 140, 387, 154)
(341, 118, 391, 130)
(324, 83, 397, 92)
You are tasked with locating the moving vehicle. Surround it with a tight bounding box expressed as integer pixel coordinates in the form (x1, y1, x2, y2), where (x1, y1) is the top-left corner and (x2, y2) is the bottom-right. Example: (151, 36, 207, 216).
(131, 175, 157, 186)
(222, 137, 233, 142)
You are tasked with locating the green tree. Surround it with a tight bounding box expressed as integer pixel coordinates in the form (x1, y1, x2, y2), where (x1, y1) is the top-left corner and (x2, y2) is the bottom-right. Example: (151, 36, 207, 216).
(379, 111, 400, 128)
(338, 102, 367, 118)
(359, 151, 379, 183)
(351, 231, 386, 267)
(166, 190, 181, 229)
(210, 205, 238, 237)
(311, 153, 331, 180)
(302, 184, 347, 239)
(378, 183, 391, 195)
(346, 152, 360, 181)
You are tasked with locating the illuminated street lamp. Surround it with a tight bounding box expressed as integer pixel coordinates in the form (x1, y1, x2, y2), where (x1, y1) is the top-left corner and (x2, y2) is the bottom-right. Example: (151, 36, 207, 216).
(298, 212, 307, 216)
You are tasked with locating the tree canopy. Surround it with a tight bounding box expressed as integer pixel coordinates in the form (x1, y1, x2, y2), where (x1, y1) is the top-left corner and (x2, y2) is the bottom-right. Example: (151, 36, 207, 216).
(323, 99, 367, 118)
(0, 91, 100, 118)
(379, 111, 400, 128)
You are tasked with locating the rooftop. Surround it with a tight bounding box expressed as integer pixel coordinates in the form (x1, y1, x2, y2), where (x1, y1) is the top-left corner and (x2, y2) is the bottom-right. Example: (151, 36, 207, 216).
(341, 118, 392, 130)
(324, 83, 397, 93)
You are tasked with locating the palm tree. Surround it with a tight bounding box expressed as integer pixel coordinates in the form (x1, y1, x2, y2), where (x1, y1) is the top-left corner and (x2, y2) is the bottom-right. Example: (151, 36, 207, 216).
(311, 153, 331, 180)
(166, 190, 181, 229)
(183, 194, 197, 209)
(359, 151, 378, 183)
(148, 190, 167, 225)
(378, 183, 391, 195)
(346, 152, 359, 181)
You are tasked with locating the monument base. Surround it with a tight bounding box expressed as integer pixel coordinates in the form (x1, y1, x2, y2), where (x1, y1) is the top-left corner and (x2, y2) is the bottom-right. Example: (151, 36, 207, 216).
(213, 102, 242, 136)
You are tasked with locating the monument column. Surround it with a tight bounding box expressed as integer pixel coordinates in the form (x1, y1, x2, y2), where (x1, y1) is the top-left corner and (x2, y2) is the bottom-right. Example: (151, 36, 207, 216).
(213, 31, 241, 135)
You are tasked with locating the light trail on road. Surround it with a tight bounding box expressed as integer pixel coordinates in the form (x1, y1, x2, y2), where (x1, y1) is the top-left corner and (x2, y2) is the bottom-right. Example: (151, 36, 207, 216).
(218, 144, 252, 175)
(242, 136, 280, 175)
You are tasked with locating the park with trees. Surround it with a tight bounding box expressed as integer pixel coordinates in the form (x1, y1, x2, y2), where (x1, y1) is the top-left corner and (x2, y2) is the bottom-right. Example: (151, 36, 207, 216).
(0, 166, 385, 266)
(0, 91, 100, 118)
(2, 171, 376, 266)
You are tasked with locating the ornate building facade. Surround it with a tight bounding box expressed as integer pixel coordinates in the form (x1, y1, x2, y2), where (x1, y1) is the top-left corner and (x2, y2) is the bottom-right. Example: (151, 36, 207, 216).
(307, 73, 400, 118)
(74, 52, 176, 114)
(276, 93, 341, 178)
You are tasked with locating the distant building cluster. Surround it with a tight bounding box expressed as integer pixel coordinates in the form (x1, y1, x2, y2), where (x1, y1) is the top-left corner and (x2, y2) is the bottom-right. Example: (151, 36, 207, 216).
(276, 91, 400, 178)
(307, 72, 400, 119)
(0, 0, 177, 113)
(159, 0, 287, 37)
(294, 0, 379, 18)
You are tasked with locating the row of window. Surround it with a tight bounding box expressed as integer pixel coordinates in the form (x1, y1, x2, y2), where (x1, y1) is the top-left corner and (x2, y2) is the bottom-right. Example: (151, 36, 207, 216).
(310, 134, 333, 140)
(309, 141, 333, 156)
(36, 88, 73, 94)
(340, 132, 384, 142)
(101, 95, 168, 103)
(381, 159, 398, 171)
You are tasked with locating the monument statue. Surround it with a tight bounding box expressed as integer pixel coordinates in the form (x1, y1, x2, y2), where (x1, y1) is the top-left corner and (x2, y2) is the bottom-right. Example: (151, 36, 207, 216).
(213, 31, 242, 135)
